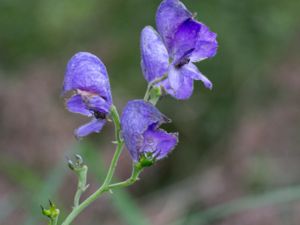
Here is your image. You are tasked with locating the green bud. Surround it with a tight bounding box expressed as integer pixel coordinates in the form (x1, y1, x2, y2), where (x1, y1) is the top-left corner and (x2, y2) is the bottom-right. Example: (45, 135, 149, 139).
(41, 200, 60, 220)
(67, 154, 86, 172)
(137, 152, 156, 169)
(75, 154, 83, 165)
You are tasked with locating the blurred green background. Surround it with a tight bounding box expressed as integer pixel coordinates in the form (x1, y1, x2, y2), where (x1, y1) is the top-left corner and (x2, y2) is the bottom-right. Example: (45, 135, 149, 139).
(1, 0, 300, 224)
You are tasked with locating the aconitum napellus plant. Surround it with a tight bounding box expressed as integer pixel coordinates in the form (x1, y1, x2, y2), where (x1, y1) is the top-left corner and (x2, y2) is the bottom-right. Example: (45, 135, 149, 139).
(41, 1, 218, 224)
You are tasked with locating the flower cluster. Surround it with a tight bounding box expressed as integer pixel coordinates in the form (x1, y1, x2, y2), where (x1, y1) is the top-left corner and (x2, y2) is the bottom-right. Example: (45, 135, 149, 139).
(63, 0, 217, 166)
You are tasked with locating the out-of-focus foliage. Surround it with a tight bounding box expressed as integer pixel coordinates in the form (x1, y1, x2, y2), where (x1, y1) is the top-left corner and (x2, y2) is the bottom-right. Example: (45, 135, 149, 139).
(1, 0, 300, 224)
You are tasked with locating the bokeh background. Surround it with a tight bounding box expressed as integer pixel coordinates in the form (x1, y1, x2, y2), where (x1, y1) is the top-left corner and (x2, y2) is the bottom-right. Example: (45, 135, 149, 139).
(1, 0, 300, 224)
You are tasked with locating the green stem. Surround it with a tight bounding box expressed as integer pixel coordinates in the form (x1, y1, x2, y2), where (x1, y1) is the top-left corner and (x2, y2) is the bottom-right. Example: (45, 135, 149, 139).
(61, 105, 124, 225)
(52, 216, 59, 225)
(110, 105, 122, 143)
(108, 164, 143, 189)
(73, 165, 88, 207)
(144, 84, 152, 101)
(144, 74, 167, 101)
(61, 143, 124, 225)
(49, 215, 59, 225)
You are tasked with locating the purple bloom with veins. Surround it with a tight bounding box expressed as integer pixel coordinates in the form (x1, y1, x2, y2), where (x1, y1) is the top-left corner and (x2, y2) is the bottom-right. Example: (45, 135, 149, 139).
(141, 0, 218, 100)
(62, 52, 113, 139)
(121, 100, 178, 165)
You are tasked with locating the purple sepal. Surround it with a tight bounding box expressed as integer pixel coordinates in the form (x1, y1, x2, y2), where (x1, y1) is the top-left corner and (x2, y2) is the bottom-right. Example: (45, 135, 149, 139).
(141, 26, 169, 82)
(143, 127, 178, 160)
(180, 63, 213, 89)
(156, 0, 192, 52)
(75, 119, 106, 139)
(63, 52, 112, 105)
(171, 19, 218, 62)
(85, 95, 110, 113)
(163, 69, 194, 100)
(188, 21, 218, 62)
(171, 18, 200, 61)
(121, 100, 178, 162)
(66, 94, 92, 117)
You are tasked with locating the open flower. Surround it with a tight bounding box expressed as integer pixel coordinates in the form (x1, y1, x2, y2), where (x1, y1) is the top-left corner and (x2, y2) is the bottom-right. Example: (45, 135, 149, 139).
(121, 100, 178, 166)
(62, 52, 113, 138)
(141, 0, 218, 100)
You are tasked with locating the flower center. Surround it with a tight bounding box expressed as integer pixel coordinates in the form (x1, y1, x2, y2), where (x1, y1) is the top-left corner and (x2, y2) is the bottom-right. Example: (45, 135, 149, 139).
(93, 110, 106, 120)
(174, 48, 194, 69)
(174, 57, 190, 69)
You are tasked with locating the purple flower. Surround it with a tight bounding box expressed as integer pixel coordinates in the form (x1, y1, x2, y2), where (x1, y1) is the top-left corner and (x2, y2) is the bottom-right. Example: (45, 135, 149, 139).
(62, 52, 113, 138)
(121, 100, 178, 165)
(141, 0, 218, 100)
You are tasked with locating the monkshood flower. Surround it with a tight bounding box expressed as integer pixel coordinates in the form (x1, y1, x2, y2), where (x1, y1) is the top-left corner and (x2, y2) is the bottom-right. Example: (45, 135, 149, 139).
(62, 52, 113, 138)
(121, 100, 178, 166)
(141, 0, 218, 100)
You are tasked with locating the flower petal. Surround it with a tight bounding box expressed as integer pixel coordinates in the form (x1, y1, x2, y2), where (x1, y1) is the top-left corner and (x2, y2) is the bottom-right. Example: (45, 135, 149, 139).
(121, 100, 170, 162)
(171, 18, 201, 61)
(75, 119, 106, 139)
(163, 66, 194, 100)
(63, 52, 112, 105)
(86, 95, 110, 113)
(66, 94, 92, 116)
(171, 18, 217, 63)
(168, 64, 184, 91)
(189, 21, 218, 62)
(141, 26, 169, 82)
(181, 63, 213, 89)
(156, 0, 192, 52)
(143, 128, 178, 160)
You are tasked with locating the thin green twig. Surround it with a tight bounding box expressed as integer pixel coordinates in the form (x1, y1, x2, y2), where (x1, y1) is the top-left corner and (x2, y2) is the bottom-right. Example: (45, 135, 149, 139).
(73, 165, 88, 207)
(108, 165, 142, 189)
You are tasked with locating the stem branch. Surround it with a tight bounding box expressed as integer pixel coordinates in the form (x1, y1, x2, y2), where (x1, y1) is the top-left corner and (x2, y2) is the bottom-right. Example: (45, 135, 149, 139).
(73, 165, 88, 207)
(108, 164, 143, 189)
(61, 105, 124, 225)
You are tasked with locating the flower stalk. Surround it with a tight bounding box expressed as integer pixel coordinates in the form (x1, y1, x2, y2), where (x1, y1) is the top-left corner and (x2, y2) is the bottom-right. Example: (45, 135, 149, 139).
(108, 164, 143, 189)
(61, 105, 126, 225)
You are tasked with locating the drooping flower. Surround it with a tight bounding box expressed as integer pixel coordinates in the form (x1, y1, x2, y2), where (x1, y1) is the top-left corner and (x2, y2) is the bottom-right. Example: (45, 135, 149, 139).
(141, 0, 218, 100)
(121, 100, 178, 166)
(62, 52, 113, 138)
